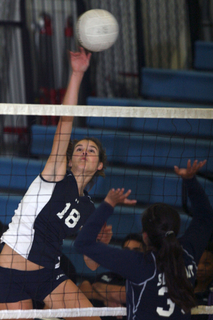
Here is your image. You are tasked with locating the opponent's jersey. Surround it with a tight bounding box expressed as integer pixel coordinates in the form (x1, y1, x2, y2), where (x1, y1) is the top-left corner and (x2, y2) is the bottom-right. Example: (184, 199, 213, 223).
(1, 171, 95, 268)
(124, 247, 197, 320)
(75, 177, 213, 320)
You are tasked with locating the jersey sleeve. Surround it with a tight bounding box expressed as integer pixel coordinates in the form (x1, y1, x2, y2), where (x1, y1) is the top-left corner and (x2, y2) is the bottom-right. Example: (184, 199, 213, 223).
(74, 201, 156, 283)
(179, 176, 213, 264)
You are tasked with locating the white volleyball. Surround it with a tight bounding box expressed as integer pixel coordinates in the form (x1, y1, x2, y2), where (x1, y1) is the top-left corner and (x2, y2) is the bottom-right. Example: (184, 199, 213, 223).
(76, 9, 119, 52)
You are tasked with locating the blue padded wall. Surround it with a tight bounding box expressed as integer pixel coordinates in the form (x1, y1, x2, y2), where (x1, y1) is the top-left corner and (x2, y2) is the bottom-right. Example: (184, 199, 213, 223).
(141, 68, 213, 103)
(194, 41, 213, 71)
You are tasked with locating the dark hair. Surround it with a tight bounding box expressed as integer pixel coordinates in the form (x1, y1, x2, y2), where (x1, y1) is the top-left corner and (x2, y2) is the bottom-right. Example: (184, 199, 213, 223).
(142, 203, 196, 313)
(121, 233, 144, 248)
(66, 137, 107, 189)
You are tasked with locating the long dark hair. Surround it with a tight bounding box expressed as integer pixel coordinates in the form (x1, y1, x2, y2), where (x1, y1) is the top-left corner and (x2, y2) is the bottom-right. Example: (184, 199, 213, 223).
(142, 203, 196, 313)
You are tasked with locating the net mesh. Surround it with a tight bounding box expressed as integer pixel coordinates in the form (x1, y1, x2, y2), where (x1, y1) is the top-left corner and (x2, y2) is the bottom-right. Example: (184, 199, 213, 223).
(0, 0, 213, 318)
(0, 103, 213, 318)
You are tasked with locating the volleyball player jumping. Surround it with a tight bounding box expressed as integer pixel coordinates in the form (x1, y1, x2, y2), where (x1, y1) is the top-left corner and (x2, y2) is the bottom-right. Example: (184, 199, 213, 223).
(0, 48, 110, 320)
(75, 159, 213, 319)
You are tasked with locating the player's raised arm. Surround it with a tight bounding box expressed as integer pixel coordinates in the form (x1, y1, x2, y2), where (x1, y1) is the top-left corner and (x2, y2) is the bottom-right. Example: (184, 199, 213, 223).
(174, 159, 207, 179)
(42, 48, 91, 181)
(175, 159, 213, 264)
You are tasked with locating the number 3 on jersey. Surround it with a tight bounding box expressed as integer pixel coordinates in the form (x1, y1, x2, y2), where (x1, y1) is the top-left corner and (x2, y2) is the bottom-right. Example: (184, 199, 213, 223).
(57, 203, 80, 228)
(157, 286, 175, 317)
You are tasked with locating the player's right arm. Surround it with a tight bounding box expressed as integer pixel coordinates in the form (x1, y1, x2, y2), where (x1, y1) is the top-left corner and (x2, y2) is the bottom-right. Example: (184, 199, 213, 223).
(175, 160, 213, 263)
(42, 48, 91, 182)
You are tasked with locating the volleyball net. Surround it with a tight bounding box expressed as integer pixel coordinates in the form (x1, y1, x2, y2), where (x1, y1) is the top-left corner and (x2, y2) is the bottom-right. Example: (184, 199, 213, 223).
(0, 103, 213, 318)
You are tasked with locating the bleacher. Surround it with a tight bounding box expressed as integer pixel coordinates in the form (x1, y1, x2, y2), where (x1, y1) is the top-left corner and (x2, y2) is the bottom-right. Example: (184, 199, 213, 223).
(0, 40, 213, 279)
(194, 41, 213, 71)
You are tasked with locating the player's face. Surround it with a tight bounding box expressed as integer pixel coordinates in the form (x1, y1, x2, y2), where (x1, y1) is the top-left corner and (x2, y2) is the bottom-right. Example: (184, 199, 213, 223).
(123, 239, 143, 252)
(69, 139, 103, 175)
(196, 250, 213, 282)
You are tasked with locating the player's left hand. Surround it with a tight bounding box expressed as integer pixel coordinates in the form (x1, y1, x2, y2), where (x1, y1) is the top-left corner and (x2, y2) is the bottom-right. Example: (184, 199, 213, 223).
(105, 188, 137, 208)
(174, 159, 207, 179)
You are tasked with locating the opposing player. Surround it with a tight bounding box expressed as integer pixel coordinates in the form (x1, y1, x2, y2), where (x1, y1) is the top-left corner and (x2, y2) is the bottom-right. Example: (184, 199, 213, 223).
(78, 233, 144, 320)
(0, 48, 110, 320)
(75, 159, 213, 319)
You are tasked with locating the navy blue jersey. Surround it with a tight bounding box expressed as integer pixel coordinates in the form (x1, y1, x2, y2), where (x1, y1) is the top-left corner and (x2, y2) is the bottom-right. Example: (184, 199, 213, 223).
(75, 177, 213, 319)
(2, 171, 95, 268)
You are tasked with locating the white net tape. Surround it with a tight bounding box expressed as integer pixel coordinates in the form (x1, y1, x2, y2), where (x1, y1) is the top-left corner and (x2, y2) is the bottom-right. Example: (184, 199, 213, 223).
(191, 306, 213, 315)
(0, 306, 212, 318)
(0, 308, 127, 319)
(0, 306, 212, 319)
(0, 103, 213, 119)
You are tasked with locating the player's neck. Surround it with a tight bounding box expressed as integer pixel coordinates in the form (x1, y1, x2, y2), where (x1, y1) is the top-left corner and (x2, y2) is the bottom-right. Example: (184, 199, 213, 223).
(74, 173, 91, 196)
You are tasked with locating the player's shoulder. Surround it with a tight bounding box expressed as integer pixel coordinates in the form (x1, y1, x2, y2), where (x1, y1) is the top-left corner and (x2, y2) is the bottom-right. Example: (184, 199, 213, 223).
(65, 170, 74, 180)
(63, 170, 78, 189)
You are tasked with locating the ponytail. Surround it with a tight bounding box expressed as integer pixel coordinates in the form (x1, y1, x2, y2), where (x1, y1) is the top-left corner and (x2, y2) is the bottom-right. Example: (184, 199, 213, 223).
(142, 203, 196, 313)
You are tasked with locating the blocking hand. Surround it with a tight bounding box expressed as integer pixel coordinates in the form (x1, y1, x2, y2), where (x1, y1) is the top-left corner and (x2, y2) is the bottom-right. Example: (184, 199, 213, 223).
(104, 188, 137, 208)
(174, 159, 207, 179)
